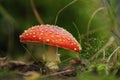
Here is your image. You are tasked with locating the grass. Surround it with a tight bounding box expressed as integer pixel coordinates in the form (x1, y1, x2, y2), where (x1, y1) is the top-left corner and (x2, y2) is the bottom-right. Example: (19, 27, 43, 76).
(0, 0, 120, 80)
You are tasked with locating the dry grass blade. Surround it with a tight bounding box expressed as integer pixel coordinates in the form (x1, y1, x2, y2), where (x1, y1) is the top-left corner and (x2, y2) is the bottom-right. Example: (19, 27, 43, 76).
(89, 36, 115, 61)
(30, 0, 44, 24)
(54, 0, 78, 25)
(72, 22, 81, 43)
(111, 26, 120, 40)
(107, 46, 120, 63)
(22, 44, 39, 62)
(105, 46, 120, 75)
(87, 7, 105, 38)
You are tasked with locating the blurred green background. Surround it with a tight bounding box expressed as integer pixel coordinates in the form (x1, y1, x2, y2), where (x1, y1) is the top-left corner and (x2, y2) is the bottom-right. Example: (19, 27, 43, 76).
(1, 0, 120, 80)
(0, 0, 118, 63)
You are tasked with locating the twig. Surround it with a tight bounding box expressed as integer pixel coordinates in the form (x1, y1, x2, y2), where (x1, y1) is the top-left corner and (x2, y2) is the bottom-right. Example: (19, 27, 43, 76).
(89, 36, 115, 61)
(44, 69, 74, 78)
(19, 69, 74, 79)
(30, 0, 44, 24)
(54, 0, 78, 25)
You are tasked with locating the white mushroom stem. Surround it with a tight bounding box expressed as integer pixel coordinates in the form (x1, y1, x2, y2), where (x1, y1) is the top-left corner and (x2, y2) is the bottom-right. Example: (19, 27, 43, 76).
(45, 46, 61, 69)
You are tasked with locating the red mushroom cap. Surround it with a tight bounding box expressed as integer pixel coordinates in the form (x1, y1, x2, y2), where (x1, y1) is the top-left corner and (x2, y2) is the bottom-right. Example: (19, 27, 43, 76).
(20, 24, 81, 52)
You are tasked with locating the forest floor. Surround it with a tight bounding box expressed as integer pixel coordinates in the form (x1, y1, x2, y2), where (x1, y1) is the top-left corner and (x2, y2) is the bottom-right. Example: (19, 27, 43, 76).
(0, 57, 120, 80)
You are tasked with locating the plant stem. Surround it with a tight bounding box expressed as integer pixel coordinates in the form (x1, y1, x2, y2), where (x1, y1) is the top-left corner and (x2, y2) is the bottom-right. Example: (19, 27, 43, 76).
(45, 46, 61, 69)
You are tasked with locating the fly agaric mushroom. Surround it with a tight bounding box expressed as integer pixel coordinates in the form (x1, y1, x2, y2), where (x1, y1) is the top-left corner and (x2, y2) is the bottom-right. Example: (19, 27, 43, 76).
(20, 24, 81, 69)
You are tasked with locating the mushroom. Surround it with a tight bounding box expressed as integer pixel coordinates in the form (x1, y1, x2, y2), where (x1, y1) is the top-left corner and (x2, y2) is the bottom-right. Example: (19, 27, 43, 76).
(20, 24, 81, 69)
